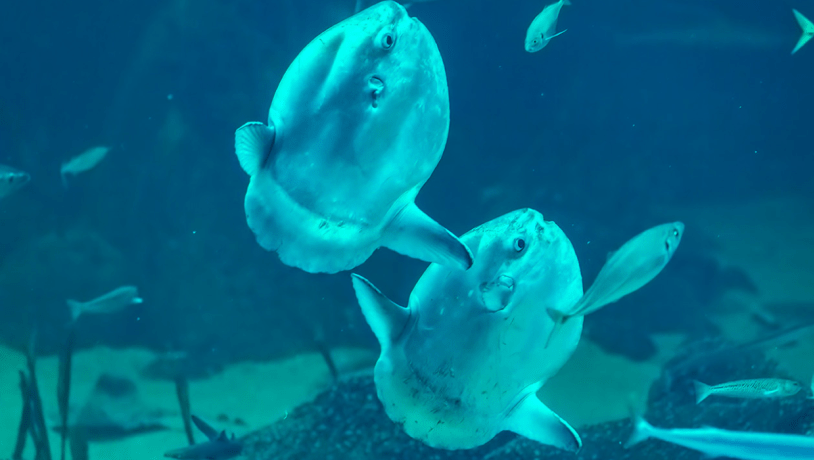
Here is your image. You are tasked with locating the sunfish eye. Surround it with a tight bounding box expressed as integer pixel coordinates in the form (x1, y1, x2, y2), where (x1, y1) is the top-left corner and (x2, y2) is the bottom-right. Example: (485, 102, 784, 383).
(673, 229, 679, 237)
(513, 238, 526, 252)
(381, 32, 395, 49)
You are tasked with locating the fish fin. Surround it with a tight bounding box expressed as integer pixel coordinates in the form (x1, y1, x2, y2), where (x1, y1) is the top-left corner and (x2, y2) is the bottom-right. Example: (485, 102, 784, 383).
(383, 202, 473, 270)
(350, 274, 410, 348)
(792, 9, 814, 55)
(234, 122, 276, 176)
(191, 415, 219, 441)
(544, 309, 568, 348)
(403, 1, 413, 8)
(504, 395, 581, 452)
(763, 388, 780, 396)
(354, 0, 364, 13)
(624, 412, 654, 448)
(547, 29, 567, 40)
(563, 0, 571, 5)
(693, 380, 712, 404)
(66, 300, 83, 322)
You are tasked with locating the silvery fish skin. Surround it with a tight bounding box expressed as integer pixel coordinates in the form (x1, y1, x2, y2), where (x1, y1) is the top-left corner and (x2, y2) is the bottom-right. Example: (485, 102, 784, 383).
(352, 209, 583, 451)
(235, 1, 471, 274)
(60, 146, 109, 187)
(0, 164, 30, 200)
(67, 285, 143, 321)
(524, 0, 571, 53)
(693, 378, 802, 404)
(627, 415, 814, 460)
(566, 221, 684, 318)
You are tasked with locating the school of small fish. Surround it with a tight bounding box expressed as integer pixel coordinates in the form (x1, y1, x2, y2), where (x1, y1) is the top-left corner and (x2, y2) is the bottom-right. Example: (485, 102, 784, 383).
(3, 1, 813, 460)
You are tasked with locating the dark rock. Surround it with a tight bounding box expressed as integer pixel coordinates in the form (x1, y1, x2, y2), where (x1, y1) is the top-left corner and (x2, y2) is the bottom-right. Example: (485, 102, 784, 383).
(239, 341, 814, 460)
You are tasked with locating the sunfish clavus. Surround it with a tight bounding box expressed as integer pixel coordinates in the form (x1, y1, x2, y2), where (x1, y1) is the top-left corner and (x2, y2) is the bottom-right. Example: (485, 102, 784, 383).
(351, 208, 583, 451)
(235, 1, 472, 274)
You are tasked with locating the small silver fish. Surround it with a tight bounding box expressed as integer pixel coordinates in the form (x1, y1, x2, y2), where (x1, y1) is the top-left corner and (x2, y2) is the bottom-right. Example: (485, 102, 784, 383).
(524, 0, 571, 53)
(627, 414, 814, 460)
(693, 378, 801, 404)
(60, 146, 109, 187)
(0, 164, 30, 200)
(67, 285, 143, 321)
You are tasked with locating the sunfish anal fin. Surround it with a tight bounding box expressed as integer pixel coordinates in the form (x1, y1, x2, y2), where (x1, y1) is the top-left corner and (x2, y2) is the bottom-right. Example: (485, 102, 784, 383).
(191, 414, 219, 441)
(504, 395, 582, 453)
(351, 274, 411, 348)
(384, 202, 474, 270)
(235, 121, 276, 176)
(792, 9, 814, 55)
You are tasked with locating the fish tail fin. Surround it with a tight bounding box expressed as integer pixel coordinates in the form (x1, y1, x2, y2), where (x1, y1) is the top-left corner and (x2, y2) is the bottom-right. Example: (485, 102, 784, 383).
(624, 412, 654, 448)
(234, 122, 276, 176)
(66, 300, 83, 322)
(693, 380, 712, 404)
(792, 9, 814, 54)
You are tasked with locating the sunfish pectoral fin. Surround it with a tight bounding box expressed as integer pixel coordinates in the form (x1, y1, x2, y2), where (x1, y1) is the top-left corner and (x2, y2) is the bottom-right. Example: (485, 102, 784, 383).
(504, 395, 581, 452)
(543, 308, 568, 348)
(191, 414, 219, 441)
(383, 202, 474, 270)
(234, 121, 276, 176)
(792, 9, 814, 54)
(351, 274, 410, 349)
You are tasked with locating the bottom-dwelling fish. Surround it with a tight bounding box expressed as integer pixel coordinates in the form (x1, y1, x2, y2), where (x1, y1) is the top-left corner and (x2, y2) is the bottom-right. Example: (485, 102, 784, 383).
(163, 415, 242, 460)
(693, 379, 801, 404)
(626, 415, 814, 460)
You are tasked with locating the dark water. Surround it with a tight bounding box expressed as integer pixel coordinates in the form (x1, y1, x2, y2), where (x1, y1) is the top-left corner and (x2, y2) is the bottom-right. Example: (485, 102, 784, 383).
(0, 0, 813, 456)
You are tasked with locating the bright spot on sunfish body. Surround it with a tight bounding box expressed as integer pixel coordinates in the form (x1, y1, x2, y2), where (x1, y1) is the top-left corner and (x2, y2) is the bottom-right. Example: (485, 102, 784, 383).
(233, 1, 472, 274)
(60, 145, 109, 188)
(525, 0, 571, 53)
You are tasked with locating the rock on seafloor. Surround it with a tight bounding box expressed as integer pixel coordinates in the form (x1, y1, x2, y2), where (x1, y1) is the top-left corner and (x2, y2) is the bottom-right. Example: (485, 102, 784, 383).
(240, 341, 814, 460)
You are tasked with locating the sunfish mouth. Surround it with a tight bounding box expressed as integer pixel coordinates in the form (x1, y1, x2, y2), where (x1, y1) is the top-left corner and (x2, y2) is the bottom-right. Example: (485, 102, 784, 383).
(480, 275, 515, 312)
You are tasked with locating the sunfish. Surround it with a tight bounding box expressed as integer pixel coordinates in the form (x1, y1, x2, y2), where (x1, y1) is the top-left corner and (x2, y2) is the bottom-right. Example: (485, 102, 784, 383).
(351, 208, 583, 451)
(163, 415, 242, 460)
(67, 285, 143, 321)
(0, 164, 30, 200)
(235, 1, 472, 274)
(60, 146, 109, 187)
(792, 9, 814, 55)
(524, 0, 571, 53)
(544, 222, 683, 346)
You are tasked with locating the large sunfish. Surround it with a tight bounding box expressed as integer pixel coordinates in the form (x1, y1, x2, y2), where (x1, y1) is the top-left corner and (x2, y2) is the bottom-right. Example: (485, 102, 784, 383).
(351, 208, 583, 451)
(235, 1, 472, 274)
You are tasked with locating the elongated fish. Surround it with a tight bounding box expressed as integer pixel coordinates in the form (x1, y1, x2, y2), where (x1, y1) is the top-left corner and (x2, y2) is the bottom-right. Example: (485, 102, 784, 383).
(0, 164, 30, 200)
(693, 378, 801, 404)
(60, 146, 109, 187)
(792, 9, 814, 55)
(544, 222, 683, 347)
(626, 415, 814, 460)
(525, 0, 571, 53)
(67, 285, 143, 321)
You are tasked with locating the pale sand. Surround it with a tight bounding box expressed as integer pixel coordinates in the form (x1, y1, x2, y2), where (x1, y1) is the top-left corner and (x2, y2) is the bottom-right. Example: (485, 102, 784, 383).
(2, 194, 813, 457)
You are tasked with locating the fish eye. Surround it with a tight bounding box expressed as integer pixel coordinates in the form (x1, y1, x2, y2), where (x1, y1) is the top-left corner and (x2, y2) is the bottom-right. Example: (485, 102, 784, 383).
(381, 32, 395, 49)
(513, 238, 526, 252)
(672, 229, 679, 237)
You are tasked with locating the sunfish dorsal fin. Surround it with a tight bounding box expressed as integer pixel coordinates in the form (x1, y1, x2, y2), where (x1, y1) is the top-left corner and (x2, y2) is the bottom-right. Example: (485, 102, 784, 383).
(792, 9, 814, 55)
(235, 121, 276, 176)
(504, 395, 582, 452)
(351, 274, 410, 349)
(383, 202, 474, 270)
(191, 414, 219, 441)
